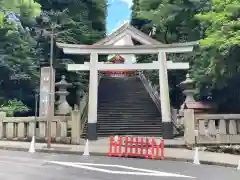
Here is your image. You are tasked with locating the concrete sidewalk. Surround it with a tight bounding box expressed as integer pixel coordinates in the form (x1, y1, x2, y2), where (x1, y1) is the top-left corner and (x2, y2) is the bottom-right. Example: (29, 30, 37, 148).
(0, 140, 239, 168)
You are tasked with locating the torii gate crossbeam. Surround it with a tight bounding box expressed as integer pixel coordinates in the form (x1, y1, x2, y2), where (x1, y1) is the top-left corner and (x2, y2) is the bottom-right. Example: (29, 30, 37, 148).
(67, 61, 189, 71)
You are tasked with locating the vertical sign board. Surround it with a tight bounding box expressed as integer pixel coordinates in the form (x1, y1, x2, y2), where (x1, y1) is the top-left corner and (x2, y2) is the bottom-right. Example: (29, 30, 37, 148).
(39, 67, 55, 120)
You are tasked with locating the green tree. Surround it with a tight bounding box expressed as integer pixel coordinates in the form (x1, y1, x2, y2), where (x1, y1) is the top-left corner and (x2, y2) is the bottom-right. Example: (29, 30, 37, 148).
(35, 0, 107, 105)
(132, 0, 240, 112)
(0, 0, 107, 115)
(0, 7, 41, 115)
(131, 0, 207, 108)
(192, 0, 240, 112)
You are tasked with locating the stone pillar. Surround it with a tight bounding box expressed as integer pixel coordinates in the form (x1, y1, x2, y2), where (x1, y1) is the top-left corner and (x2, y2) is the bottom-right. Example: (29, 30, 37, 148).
(158, 52, 173, 139)
(0, 112, 6, 138)
(71, 107, 81, 144)
(55, 75, 72, 115)
(28, 122, 35, 137)
(6, 123, 14, 139)
(87, 53, 98, 140)
(183, 109, 195, 145)
(39, 121, 46, 138)
(39, 67, 55, 118)
(17, 122, 25, 138)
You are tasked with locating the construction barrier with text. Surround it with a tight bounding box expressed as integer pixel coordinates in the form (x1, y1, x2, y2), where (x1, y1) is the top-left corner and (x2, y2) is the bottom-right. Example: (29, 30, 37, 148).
(108, 136, 164, 160)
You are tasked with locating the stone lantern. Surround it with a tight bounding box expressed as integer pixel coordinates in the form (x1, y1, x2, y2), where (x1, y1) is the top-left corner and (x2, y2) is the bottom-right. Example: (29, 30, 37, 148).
(179, 73, 197, 103)
(178, 73, 214, 114)
(55, 75, 72, 115)
(73, 81, 85, 105)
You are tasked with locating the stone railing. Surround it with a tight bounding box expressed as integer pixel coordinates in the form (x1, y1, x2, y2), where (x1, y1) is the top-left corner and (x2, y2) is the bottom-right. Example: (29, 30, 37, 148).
(78, 73, 102, 137)
(138, 71, 161, 110)
(138, 71, 180, 134)
(184, 109, 240, 145)
(79, 93, 88, 134)
(0, 108, 84, 144)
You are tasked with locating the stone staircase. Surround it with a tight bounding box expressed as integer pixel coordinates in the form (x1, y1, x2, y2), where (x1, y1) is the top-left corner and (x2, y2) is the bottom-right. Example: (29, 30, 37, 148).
(81, 76, 162, 138)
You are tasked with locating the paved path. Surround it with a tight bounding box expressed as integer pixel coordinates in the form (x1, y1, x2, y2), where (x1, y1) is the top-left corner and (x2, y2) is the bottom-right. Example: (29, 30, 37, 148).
(0, 150, 239, 180)
(0, 140, 239, 167)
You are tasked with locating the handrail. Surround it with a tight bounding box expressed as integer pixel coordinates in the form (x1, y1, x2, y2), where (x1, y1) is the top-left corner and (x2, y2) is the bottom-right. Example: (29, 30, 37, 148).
(79, 74, 102, 134)
(79, 93, 88, 134)
(138, 71, 180, 135)
(138, 71, 161, 111)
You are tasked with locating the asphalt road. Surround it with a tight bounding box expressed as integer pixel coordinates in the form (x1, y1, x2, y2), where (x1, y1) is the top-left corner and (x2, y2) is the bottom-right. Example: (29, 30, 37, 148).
(0, 150, 239, 180)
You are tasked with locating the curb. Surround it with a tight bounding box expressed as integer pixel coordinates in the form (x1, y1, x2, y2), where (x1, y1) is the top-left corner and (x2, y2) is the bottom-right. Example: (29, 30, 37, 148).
(0, 146, 237, 168)
(131, 144, 186, 149)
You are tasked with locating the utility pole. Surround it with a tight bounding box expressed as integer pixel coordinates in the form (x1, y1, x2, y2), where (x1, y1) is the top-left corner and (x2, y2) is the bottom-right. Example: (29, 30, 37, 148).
(47, 27, 54, 148)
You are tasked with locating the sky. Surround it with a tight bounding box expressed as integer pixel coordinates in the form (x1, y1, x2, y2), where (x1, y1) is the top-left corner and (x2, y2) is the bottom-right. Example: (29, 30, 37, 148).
(107, 0, 133, 34)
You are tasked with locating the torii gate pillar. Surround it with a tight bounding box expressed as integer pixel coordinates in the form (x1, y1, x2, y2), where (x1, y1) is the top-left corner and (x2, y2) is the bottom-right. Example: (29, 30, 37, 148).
(87, 53, 98, 140)
(158, 52, 172, 139)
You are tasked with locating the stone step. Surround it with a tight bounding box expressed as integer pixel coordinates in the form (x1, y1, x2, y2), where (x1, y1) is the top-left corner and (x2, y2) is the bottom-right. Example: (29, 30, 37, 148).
(98, 119, 161, 121)
(97, 108, 159, 111)
(99, 90, 148, 93)
(97, 112, 160, 115)
(98, 111, 160, 114)
(97, 118, 161, 121)
(98, 99, 152, 102)
(98, 100, 156, 103)
(97, 117, 161, 120)
(98, 99, 153, 102)
(82, 129, 162, 134)
(97, 130, 162, 134)
(82, 123, 162, 127)
(97, 113, 161, 117)
(99, 96, 154, 99)
(83, 121, 162, 126)
(81, 76, 164, 138)
(98, 104, 157, 107)
(98, 131, 162, 136)
(96, 123, 162, 126)
(98, 106, 159, 109)
(98, 127, 162, 131)
(96, 121, 162, 124)
(98, 104, 158, 108)
(91, 123, 162, 126)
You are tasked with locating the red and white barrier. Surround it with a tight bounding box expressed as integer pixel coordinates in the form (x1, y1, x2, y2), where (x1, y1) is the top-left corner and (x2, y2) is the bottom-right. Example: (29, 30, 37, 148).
(108, 136, 164, 160)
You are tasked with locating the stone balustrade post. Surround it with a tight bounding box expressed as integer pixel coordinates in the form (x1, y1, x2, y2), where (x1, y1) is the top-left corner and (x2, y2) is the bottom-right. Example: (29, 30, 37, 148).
(183, 109, 195, 145)
(0, 112, 6, 138)
(28, 121, 35, 138)
(71, 105, 81, 144)
(17, 122, 25, 139)
(179, 74, 197, 145)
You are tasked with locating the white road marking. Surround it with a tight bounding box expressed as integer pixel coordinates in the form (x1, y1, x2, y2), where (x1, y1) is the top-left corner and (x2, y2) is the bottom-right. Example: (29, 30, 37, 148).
(74, 162, 179, 174)
(48, 161, 195, 178)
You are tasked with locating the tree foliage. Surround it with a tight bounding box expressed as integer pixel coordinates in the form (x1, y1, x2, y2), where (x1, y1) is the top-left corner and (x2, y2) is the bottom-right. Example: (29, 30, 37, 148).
(0, 0, 107, 115)
(192, 0, 240, 112)
(0, 1, 41, 115)
(131, 0, 240, 112)
(34, 0, 107, 106)
(131, 0, 206, 108)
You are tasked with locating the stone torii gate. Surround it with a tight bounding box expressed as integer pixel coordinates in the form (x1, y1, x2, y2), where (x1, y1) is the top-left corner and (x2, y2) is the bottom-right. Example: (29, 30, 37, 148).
(57, 23, 198, 140)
